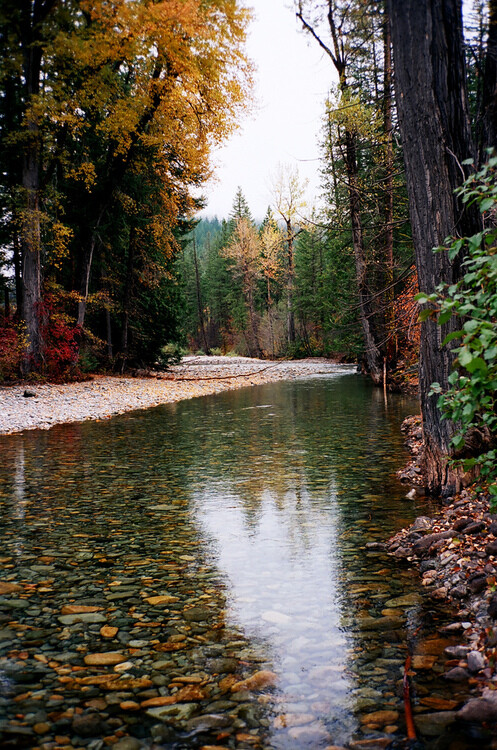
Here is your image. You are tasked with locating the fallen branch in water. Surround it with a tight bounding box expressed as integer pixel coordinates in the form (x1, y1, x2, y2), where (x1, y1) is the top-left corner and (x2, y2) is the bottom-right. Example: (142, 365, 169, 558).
(404, 654, 417, 740)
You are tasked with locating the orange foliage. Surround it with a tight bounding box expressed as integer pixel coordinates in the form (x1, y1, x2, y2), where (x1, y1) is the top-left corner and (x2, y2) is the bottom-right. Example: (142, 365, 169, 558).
(392, 266, 420, 384)
(49, 0, 253, 209)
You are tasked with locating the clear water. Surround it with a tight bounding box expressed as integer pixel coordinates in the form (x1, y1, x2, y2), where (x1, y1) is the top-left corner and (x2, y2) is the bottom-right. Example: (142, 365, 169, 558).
(0, 372, 490, 749)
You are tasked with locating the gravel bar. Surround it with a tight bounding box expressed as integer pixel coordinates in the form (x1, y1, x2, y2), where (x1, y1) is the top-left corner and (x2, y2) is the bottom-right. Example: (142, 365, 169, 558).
(0, 356, 356, 435)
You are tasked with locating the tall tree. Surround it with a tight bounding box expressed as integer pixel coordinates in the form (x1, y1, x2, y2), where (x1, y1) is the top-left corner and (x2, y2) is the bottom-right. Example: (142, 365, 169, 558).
(0, 0, 60, 371)
(296, 0, 386, 382)
(387, 0, 481, 494)
(221, 217, 263, 358)
(229, 187, 254, 226)
(271, 164, 307, 346)
(258, 208, 283, 357)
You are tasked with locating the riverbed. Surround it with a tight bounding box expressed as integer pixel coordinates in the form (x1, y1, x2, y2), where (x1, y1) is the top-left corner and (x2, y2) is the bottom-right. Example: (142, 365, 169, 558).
(0, 371, 492, 749)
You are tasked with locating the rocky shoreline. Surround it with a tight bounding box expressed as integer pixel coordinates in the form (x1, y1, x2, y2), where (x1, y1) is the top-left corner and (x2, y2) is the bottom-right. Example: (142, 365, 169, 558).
(0, 357, 355, 436)
(386, 415, 497, 727)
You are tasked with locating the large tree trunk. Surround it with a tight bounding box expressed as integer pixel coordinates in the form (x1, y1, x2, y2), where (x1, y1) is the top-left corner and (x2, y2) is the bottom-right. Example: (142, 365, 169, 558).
(20, 161, 41, 372)
(16, 0, 59, 372)
(344, 131, 383, 384)
(388, 0, 481, 495)
(13, 229, 22, 317)
(19, 13, 43, 373)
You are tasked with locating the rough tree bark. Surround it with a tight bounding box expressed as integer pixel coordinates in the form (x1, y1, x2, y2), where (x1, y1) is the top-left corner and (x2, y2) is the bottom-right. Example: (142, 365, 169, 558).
(387, 0, 481, 495)
(19, 3, 44, 371)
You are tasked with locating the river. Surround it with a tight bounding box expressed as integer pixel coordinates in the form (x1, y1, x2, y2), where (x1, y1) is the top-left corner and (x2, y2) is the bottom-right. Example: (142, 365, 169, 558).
(0, 370, 490, 749)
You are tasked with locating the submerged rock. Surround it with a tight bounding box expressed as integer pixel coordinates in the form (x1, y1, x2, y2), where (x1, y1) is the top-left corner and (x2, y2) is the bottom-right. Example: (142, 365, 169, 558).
(72, 712, 108, 737)
(414, 711, 457, 736)
(457, 688, 497, 722)
(231, 670, 278, 693)
(146, 702, 198, 723)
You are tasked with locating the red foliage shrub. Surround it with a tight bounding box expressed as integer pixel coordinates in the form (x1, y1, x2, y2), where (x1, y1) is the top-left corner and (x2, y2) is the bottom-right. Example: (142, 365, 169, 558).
(38, 292, 81, 380)
(0, 318, 22, 381)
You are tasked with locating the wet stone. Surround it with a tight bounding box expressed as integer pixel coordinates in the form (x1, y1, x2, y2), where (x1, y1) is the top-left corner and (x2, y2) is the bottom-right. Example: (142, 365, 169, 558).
(487, 593, 497, 619)
(414, 711, 457, 736)
(208, 657, 238, 674)
(72, 712, 108, 737)
(183, 607, 213, 622)
(0, 598, 30, 609)
(444, 667, 469, 681)
(467, 650, 485, 673)
(113, 739, 142, 750)
(58, 612, 107, 625)
(146, 702, 198, 722)
(486, 540, 497, 556)
(185, 713, 231, 732)
(461, 521, 486, 535)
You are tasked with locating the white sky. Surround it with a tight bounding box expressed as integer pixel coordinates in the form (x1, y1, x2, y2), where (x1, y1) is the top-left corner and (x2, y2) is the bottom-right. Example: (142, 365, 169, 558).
(200, 0, 336, 221)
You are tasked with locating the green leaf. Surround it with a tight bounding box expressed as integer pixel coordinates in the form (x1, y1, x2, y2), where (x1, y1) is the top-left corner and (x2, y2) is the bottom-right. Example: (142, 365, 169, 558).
(418, 308, 434, 322)
(438, 309, 453, 325)
(463, 318, 480, 333)
(469, 232, 484, 251)
(458, 348, 473, 367)
(465, 356, 488, 373)
(484, 346, 497, 361)
(448, 238, 464, 260)
(451, 434, 465, 451)
(442, 329, 464, 346)
(480, 197, 495, 213)
(448, 371, 460, 385)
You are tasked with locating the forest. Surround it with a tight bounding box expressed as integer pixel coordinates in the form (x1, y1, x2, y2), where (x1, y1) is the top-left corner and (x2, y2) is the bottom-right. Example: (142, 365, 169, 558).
(0, 0, 496, 498)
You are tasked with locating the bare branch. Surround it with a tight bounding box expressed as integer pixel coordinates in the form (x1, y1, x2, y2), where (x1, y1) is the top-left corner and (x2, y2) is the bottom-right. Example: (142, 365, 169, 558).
(295, 6, 338, 68)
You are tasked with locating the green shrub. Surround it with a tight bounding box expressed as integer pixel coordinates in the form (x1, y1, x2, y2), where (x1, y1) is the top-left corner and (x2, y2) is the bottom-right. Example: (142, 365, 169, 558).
(157, 342, 182, 368)
(416, 155, 497, 501)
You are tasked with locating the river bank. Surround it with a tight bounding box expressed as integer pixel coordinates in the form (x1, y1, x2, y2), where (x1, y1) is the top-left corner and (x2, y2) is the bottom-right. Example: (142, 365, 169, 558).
(387, 416, 497, 728)
(0, 356, 354, 435)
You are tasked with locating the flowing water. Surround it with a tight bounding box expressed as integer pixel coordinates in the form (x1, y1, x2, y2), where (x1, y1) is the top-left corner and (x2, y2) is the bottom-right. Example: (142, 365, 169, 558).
(0, 370, 491, 749)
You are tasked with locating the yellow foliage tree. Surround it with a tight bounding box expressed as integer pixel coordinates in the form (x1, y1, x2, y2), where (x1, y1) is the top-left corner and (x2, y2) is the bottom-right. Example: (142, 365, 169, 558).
(222, 217, 263, 358)
(3, 0, 253, 370)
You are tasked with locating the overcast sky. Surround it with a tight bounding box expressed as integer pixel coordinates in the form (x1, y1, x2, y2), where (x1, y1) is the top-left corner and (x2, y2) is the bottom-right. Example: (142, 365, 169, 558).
(200, 1, 336, 221)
